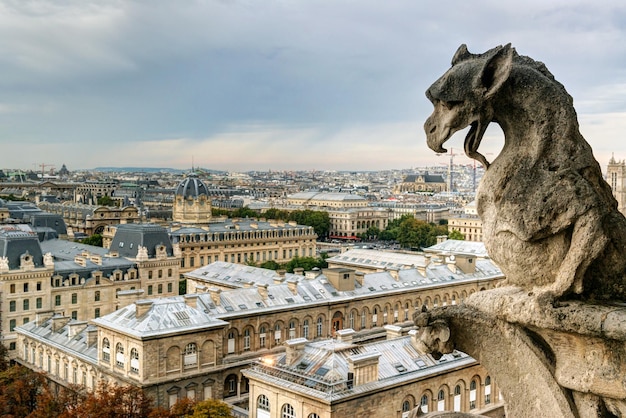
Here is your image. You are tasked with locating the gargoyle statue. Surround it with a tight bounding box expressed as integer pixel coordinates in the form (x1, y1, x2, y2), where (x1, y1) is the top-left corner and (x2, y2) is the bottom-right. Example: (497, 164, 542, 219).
(424, 44, 626, 300)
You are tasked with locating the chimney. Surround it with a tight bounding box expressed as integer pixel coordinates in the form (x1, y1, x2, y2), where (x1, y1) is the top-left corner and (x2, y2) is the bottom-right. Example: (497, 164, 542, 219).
(74, 255, 87, 267)
(257, 284, 268, 300)
(305, 268, 321, 279)
(437, 235, 448, 244)
(86, 325, 98, 347)
(67, 321, 88, 339)
(51, 314, 71, 332)
(285, 338, 308, 365)
(348, 352, 381, 386)
(277, 269, 287, 278)
(90, 254, 102, 266)
(455, 255, 476, 274)
(35, 311, 55, 326)
(273, 276, 284, 285)
(384, 324, 403, 340)
(209, 287, 222, 306)
(287, 279, 298, 295)
(355, 271, 365, 286)
(117, 289, 144, 307)
(294, 267, 304, 276)
(135, 300, 153, 317)
(184, 294, 198, 309)
(447, 255, 457, 273)
(336, 328, 355, 343)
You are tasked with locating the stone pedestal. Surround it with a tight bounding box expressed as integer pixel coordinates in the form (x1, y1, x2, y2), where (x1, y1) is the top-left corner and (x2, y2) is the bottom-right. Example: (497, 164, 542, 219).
(416, 287, 626, 417)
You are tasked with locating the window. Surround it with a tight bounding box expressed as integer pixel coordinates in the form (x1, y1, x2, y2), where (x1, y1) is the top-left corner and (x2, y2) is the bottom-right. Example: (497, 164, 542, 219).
(71, 293, 77, 304)
(470, 380, 477, 409)
(438, 390, 445, 411)
(257, 394, 270, 412)
(148, 270, 153, 280)
(116, 343, 124, 368)
(23, 299, 29, 310)
(71, 311, 77, 320)
(9, 301, 15, 312)
(303, 320, 309, 339)
(420, 394, 429, 414)
(9, 319, 16, 331)
(281, 404, 295, 418)
(274, 324, 281, 344)
(55, 295, 61, 306)
(36, 297, 42, 309)
(289, 320, 296, 339)
(130, 348, 139, 373)
(158, 284, 163, 294)
(10, 284, 15, 293)
(158, 269, 163, 279)
(308, 415, 321, 418)
(243, 329, 251, 351)
(23, 283, 29, 292)
(167, 283, 173, 293)
(95, 308, 100, 318)
(36, 282, 42, 291)
(23, 317, 29, 324)
(184, 343, 197, 368)
(95, 291, 100, 302)
(259, 326, 266, 348)
(402, 400, 411, 413)
(485, 376, 492, 404)
(102, 338, 111, 362)
(316, 317, 323, 337)
(148, 285, 153, 295)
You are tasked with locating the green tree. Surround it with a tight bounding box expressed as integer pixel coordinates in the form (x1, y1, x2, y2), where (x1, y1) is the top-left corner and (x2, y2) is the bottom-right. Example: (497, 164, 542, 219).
(396, 218, 448, 249)
(365, 226, 381, 240)
(231, 207, 260, 218)
(259, 260, 281, 270)
(289, 210, 330, 238)
(97, 196, 115, 206)
(448, 229, 466, 240)
(263, 208, 290, 220)
(283, 256, 328, 272)
(81, 233, 103, 247)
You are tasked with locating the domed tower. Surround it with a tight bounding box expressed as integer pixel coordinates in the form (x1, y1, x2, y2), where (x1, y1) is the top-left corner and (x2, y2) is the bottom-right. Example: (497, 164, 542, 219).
(172, 173, 212, 227)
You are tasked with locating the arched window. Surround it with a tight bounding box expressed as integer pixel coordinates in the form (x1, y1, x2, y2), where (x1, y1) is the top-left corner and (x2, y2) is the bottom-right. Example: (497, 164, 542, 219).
(130, 348, 139, 373)
(281, 403, 295, 418)
(303, 320, 309, 339)
(420, 394, 429, 414)
(115, 343, 124, 368)
(437, 389, 445, 411)
(470, 380, 478, 409)
(259, 326, 267, 348)
(257, 394, 270, 411)
(102, 338, 110, 362)
(485, 376, 492, 404)
(243, 329, 251, 351)
(274, 324, 282, 344)
(454, 384, 462, 412)
(184, 343, 197, 368)
(289, 320, 296, 339)
(316, 317, 323, 337)
(308, 414, 321, 418)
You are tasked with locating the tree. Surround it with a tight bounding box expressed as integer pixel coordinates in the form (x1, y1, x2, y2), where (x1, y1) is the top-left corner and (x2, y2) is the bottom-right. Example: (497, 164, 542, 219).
(66, 382, 153, 418)
(263, 208, 290, 220)
(288, 210, 330, 238)
(396, 218, 448, 250)
(283, 256, 328, 272)
(97, 196, 115, 206)
(448, 229, 465, 240)
(0, 365, 46, 417)
(81, 233, 103, 247)
(259, 260, 281, 270)
(189, 399, 233, 418)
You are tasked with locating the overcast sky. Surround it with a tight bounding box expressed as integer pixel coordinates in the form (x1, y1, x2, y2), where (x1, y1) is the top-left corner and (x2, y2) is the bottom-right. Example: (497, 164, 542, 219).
(1, 0, 626, 172)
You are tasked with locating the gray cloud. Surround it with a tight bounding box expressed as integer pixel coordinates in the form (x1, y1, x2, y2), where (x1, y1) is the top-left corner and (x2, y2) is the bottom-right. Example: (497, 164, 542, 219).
(1, 0, 625, 170)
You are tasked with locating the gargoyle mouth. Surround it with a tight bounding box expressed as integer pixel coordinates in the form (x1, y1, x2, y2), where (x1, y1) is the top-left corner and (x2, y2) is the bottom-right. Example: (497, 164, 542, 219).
(464, 121, 491, 168)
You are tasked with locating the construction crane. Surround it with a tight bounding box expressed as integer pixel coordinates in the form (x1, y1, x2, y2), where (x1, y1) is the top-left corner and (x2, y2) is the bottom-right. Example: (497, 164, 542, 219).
(34, 163, 56, 179)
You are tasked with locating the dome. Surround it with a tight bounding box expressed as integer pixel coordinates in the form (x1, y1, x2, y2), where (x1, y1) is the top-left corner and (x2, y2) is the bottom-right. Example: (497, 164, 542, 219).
(175, 173, 209, 198)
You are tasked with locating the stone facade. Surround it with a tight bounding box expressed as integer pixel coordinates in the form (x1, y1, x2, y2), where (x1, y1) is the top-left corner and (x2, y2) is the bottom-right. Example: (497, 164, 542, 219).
(393, 173, 448, 194)
(1, 223, 179, 357)
(15, 244, 504, 410)
(37, 201, 140, 236)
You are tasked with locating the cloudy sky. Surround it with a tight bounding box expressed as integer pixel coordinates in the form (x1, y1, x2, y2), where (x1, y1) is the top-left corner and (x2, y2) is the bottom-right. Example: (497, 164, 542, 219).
(1, 0, 626, 172)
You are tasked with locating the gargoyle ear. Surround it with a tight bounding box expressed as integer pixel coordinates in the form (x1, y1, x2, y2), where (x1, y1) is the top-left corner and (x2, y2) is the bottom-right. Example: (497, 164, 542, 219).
(451, 44, 471, 66)
(480, 43, 514, 99)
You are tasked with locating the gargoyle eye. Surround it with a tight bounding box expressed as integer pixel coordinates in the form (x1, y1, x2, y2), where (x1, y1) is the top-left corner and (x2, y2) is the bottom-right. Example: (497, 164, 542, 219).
(444, 100, 464, 109)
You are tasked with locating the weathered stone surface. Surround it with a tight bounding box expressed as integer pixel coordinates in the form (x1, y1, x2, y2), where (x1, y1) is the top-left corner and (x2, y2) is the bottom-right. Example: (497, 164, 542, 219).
(424, 43, 626, 301)
(420, 44, 626, 417)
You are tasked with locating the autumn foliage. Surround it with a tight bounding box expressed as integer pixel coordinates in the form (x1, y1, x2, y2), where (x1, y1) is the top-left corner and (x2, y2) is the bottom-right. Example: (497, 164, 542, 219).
(0, 364, 234, 418)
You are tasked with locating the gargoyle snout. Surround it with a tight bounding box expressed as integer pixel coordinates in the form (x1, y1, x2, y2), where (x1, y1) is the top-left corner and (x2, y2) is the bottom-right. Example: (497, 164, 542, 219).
(424, 115, 447, 153)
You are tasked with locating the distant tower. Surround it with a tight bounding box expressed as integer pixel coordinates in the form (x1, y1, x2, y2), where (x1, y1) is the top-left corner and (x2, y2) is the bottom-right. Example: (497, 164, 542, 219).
(607, 154, 626, 216)
(172, 173, 212, 227)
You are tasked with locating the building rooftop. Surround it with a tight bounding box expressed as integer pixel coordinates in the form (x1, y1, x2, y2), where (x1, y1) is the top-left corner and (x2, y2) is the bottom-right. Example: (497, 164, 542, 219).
(243, 333, 475, 401)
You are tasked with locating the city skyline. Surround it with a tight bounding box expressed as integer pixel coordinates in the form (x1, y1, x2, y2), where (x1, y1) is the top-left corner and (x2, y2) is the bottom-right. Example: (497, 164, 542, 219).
(1, 1, 625, 172)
